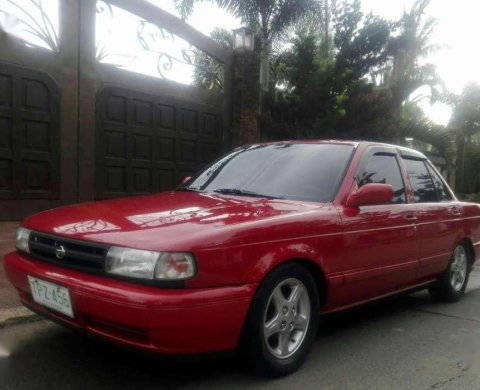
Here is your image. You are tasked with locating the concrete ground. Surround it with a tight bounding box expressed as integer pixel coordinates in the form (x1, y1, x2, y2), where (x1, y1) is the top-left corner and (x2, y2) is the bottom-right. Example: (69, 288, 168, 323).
(0, 267, 479, 389)
(0, 222, 19, 309)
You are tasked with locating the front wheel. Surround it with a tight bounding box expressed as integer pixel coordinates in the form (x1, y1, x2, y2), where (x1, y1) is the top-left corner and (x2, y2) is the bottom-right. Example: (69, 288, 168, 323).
(429, 243, 470, 302)
(243, 263, 320, 377)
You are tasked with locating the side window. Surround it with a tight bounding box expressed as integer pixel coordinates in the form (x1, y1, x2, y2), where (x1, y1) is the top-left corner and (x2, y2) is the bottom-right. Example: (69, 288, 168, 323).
(426, 164, 453, 202)
(357, 153, 406, 204)
(403, 158, 437, 203)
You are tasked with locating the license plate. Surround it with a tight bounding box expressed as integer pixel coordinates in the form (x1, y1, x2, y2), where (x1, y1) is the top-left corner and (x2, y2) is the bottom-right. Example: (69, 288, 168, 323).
(28, 276, 74, 318)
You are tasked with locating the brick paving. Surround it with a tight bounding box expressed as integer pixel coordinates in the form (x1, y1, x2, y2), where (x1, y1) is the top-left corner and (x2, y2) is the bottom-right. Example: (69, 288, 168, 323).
(0, 222, 20, 310)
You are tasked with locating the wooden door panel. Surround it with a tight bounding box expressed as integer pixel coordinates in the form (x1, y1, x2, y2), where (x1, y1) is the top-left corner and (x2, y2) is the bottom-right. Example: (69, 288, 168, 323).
(0, 63, 60, 201)
(95, 87, 222, 199)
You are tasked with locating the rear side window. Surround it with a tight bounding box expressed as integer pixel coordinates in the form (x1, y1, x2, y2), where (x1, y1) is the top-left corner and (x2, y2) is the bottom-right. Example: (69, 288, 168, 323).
(357, 153, 406, 204)
(403, 158, 436, 203)
(426, 164, 453, 202)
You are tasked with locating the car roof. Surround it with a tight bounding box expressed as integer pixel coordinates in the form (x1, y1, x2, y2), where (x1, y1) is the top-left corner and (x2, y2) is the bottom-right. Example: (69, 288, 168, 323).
(250, 140, 428, 160)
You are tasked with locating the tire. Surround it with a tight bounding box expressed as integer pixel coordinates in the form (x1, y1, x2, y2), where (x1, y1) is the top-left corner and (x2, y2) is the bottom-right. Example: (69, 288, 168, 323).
(243, 263, 320, 377)
(429, 243, 470, 303)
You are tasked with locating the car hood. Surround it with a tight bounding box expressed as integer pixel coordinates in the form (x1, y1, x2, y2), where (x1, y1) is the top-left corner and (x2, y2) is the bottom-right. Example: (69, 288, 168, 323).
(23, 191, 326, 251)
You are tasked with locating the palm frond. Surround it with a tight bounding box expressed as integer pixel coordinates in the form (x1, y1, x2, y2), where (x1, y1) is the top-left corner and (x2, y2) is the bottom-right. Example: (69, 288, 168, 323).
(174, 0, 195, 20)
(268, 0, 318, 41)
(209, 26, 234, 48)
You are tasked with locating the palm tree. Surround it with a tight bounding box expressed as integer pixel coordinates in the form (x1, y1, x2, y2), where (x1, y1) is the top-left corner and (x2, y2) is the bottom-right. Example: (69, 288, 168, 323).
(400, 102, 454, 159)
(174, 0, 319, 94)
(448, 83, 480, 192)
(386, 0, 444, 110)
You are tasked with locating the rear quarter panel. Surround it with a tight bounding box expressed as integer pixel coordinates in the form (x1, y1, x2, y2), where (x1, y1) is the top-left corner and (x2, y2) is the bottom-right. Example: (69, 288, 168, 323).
(415, 202, 464, 278)
(460, 202, 480, 263)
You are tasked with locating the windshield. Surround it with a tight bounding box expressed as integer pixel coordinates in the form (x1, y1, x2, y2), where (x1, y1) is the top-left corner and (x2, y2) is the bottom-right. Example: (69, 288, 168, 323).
(180, 143, 354, 202)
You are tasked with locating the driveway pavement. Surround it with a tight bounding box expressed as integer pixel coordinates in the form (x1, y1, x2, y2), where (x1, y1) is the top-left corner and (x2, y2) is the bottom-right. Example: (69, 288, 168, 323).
(0, 222, 38, 326)
(0, 222, 20, 310)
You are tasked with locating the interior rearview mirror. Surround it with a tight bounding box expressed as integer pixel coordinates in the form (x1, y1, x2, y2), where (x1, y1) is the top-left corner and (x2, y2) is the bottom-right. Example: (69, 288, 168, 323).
(180, 176, 192, 185)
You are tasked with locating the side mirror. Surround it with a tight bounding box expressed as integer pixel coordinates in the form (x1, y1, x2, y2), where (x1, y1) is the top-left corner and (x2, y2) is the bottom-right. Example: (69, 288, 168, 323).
(346, 183, 393, 207)
(180, 176, 192, 185)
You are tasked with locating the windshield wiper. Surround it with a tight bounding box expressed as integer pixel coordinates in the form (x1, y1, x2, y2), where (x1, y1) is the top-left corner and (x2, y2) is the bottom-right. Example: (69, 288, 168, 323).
(213, 188, 284, 199)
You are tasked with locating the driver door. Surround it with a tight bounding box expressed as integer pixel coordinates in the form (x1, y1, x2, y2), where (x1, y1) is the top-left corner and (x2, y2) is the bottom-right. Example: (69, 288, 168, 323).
(339, 146, 420, 303)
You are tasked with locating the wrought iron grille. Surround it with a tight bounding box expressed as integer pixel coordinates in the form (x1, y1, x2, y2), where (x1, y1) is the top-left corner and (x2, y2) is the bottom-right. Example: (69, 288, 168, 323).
(95, 1, 224, 90)
(0, 0, 59, 52)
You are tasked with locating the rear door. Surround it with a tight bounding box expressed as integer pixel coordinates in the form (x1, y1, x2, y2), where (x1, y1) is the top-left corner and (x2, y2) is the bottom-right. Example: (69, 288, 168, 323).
(401, 156, 462, 279)
(340, 146, 419, 303)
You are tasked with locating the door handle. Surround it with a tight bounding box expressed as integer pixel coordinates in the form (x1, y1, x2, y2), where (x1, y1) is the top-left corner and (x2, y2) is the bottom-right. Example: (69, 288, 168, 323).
(404, 214, 418, 222)
(451, 208, 462, 217)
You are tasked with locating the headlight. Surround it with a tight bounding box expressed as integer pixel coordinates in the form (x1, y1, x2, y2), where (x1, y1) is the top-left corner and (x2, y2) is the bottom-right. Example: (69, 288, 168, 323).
(16, 227, 31, 253)
(105, 246, 196, 281)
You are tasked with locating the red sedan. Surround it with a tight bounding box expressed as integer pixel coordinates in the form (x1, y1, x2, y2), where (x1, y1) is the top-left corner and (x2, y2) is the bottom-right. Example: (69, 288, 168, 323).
(4, 141, 480, 376)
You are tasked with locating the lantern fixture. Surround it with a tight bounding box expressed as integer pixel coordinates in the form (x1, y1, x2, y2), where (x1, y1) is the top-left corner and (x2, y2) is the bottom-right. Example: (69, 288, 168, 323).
(233, 27, 254, 51)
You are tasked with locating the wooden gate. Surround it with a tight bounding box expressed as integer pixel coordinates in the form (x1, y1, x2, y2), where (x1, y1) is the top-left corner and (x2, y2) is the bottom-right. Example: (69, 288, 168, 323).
(0, 0, 232, 220)
(95, 87, 222, 198)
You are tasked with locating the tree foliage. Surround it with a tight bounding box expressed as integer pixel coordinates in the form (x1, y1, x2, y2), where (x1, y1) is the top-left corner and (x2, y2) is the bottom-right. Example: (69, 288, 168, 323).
(333, 1, 392, 85)
(266, 0, 450, 145)
(193, 27, 233, 90)
(385, 0, 444, 110)
(188, 0, 480, 193)
(448, 83, 480, 193)
(175, 0, 318, 42)
(267, 0, 397, 141)
(451, 83, 480, 138)
(175, 0, 319, 93)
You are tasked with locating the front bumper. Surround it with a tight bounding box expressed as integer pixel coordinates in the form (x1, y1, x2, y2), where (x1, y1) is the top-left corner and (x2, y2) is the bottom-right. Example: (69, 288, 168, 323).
(4, 251, 256, 355)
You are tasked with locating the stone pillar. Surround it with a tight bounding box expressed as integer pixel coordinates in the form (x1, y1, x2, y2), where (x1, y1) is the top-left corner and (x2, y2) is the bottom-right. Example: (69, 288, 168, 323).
(231, 48, 261, 147)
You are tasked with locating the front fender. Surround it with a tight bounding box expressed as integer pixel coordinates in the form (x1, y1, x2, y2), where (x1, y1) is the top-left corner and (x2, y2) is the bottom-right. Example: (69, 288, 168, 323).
(243, 241, 329, 284)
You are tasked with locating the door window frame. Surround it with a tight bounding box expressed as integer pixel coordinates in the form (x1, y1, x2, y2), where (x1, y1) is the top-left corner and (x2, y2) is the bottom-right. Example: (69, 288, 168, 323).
(355, 146, 408, 205)
(425, 161, 455, 202)
(401, 156, 442, 203)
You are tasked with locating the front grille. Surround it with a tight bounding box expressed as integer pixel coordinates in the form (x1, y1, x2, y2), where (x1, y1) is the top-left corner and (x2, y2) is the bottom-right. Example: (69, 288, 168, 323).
(26, 231, 185, 289)
(29, 232, 108, 273)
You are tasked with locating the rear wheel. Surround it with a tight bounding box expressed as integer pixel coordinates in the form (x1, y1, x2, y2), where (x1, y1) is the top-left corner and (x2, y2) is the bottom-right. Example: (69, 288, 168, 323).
(429, 243, 470, 302)
(243, 263, 320, 377)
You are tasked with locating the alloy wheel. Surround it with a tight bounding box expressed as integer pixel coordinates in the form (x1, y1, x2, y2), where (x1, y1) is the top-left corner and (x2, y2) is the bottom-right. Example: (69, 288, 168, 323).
(263, 278, 311, 359)
(450, 245, 468, 292)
